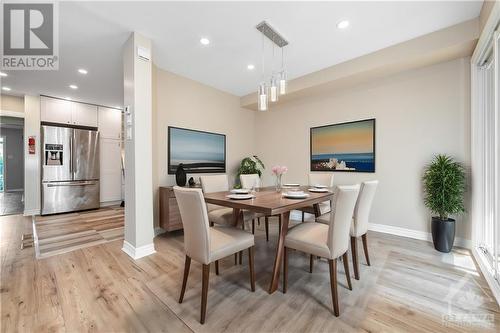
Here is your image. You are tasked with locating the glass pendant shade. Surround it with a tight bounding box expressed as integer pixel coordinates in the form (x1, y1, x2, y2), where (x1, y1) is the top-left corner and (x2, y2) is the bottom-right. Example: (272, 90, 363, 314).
(279, 71, 287, 95)
(270, 76, 279, 102)
(258, 83, 268, 111)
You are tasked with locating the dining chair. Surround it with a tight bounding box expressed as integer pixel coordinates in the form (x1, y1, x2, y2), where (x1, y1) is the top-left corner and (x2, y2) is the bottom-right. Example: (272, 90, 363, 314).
(316, 180, 378, 280)
(298, 173, 334, 221)
(240, 173, 280, 241)
(283, 184, 360, 316)
(174, 186, 256, 324)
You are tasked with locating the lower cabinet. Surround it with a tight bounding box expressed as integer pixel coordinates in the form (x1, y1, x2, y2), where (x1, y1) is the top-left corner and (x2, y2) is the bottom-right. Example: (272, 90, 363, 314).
(159, 187, 183, 231)
(100, 138, 122, 203)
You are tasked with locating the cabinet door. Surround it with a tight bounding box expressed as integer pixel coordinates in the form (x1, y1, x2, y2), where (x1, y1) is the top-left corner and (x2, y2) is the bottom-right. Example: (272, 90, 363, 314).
(40, 97, 72, 124)
(72, 102, 98, 127)
(99, 139, 122, 202)
(98, 107, 122, 139)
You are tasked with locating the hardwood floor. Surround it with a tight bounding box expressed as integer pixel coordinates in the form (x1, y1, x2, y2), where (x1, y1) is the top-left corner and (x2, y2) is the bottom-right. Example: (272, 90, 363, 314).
(1, 212, 499, 332)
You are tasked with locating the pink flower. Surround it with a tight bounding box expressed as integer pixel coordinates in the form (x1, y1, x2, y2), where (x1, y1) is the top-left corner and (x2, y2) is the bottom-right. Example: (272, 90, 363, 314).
(272, 165, 288, 175)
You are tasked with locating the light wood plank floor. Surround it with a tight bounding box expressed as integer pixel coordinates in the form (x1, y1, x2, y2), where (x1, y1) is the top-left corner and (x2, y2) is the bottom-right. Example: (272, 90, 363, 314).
(1, 212, 499, 332)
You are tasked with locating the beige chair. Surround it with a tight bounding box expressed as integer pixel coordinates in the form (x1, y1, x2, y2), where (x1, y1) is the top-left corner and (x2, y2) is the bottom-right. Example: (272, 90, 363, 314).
(298, 173, 334, 220)
(317, 180, 378, 280)
(174, 186, 256, 324)
(283, 185, 360, 316)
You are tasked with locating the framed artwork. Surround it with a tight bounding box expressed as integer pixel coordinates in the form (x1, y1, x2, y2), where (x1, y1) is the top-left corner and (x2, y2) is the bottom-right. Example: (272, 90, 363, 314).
(310, 118, 375, 172)
(168, 126, 226, 174)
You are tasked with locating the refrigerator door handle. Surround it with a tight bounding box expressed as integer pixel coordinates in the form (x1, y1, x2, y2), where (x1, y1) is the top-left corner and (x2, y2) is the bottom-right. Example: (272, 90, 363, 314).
(47, 181, 97, 187)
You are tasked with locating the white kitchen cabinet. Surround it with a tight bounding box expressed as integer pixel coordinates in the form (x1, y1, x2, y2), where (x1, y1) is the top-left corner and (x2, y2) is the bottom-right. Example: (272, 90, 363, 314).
(41, 96, 72, 124)
(72, 103, 98, 127)
(100, 138, 122, 203)
(98, 107, 122, 139)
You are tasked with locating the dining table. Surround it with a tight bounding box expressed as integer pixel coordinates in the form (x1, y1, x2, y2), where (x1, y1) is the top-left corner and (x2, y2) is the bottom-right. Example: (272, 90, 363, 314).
(203, 186, 334, 294)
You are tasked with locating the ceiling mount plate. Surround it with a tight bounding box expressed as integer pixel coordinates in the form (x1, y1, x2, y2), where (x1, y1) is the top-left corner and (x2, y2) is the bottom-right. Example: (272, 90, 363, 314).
(256, 21, 288, 48)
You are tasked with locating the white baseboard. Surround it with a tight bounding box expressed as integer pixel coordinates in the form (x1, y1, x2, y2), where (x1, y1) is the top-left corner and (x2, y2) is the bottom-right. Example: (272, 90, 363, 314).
(121, 240, 156, 260)
(154, 227, 166, 236)
(23, 208, 40, 216)
(100, 200, 122, 207)
(368, 222, 472, 249)
(472, 247, 500, 306)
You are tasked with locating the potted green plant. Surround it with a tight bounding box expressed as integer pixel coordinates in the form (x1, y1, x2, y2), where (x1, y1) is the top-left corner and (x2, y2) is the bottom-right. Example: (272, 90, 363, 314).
(235, 155, 265, 188)
(423, 154, 466, 253)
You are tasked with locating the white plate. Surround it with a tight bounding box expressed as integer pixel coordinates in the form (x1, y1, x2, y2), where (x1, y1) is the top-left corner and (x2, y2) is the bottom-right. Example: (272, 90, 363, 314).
(283, 183, 300, 187)
(313, 184, 328, 188)
(283, 192, 309, 199)
(308, 188, 329, 193)
(230, 189, 250, 194)
(226, 194, 255, 200)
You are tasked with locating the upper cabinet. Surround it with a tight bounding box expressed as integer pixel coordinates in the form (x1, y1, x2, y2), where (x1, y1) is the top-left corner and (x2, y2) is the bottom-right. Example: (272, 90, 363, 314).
(98, 107, 122, 139)
(40, 96, 98, 127)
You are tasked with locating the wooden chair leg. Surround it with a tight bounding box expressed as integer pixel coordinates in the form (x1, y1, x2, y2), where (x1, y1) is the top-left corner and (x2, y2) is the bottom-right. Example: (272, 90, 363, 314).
(283, 247, 288, 293)
(239, 251, 243, 265)
(248, 247, 255, 291)
(215, 260, 219, 275)
(210, 222, 214, 227)
(265, 217, 269, 242)
(234, 253, 237, 265)
(179, 255, 191, 303)
(309, 254, 314, 273)
(362, 233, 371, 266)
(342, 253, 352, 290)
(200, 264, 210, 324)
(302, 211, 305, 222)
(328, 259, 339, 317)
(252, 219, 255, 234)
(351, 236, 360, 280)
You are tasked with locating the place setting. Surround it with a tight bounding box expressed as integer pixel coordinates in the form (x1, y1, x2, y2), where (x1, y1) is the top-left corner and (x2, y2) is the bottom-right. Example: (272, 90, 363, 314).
(226, 188, 255, 200)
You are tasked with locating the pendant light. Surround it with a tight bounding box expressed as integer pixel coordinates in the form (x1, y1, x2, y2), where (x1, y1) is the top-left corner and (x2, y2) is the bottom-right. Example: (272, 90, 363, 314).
(269, 39, 279, 102)
(279, 47, 287, 95)
(258, 33, 268, 111)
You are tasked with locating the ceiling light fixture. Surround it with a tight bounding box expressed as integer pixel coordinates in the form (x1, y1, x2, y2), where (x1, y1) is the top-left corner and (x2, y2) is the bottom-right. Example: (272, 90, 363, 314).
(69, 84, 78, 89)
(247, 64, 255, 70)
(200, 37, 210, 45)
(0, 72, 7, 77)
(64, 97, 72, 100)
(337, 20, 350, 29)
(78, 68, 88, 74)
(2, 87, 11, 91)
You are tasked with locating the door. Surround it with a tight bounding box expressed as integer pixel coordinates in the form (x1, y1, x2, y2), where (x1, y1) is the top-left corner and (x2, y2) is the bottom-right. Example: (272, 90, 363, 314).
(41, 97, 72, 125)
(72, 129, 99, 180)
(98, 107, 122, 139)
(72, 103, 98, 127)
(100, 139, 122, 202)
(42, 126, 72, 182)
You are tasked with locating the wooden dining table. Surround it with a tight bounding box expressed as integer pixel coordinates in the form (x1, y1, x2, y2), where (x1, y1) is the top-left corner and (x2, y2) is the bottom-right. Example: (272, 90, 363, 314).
(204, 186, 334, 294)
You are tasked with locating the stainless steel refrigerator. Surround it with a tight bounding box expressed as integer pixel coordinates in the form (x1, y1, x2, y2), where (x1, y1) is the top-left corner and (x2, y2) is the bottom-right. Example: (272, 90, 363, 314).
(41, 125, 100, 215)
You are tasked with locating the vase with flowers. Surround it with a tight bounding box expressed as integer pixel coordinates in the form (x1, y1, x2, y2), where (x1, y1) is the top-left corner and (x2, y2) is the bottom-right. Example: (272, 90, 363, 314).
(272, 165, 288, 192)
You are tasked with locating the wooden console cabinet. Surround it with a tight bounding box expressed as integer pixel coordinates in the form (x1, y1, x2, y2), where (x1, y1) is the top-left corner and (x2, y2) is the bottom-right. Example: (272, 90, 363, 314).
(159, 187, 183, 232)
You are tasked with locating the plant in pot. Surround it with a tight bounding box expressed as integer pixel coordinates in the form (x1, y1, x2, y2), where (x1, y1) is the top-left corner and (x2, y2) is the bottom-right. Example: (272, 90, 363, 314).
(423, 154, 466, 253)
(235, 155, 265, 188)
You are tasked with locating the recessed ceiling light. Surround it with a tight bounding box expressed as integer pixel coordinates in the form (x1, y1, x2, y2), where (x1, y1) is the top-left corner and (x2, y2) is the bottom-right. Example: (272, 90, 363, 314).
(78, 68, 88, 75)
(0, 72, 7, 77)
(2, 87, 11, 91)
(247, 64, 255, 70)
(200, 37, 210, 45)
(64, 97, 72, 100)
(69, 84, 78, 89)
(337, 20, 350, 30)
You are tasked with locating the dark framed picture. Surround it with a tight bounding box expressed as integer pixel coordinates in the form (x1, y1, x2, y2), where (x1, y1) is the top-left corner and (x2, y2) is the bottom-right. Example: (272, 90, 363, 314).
(310, 118, 375, 173)
(168, 126, 226, 174)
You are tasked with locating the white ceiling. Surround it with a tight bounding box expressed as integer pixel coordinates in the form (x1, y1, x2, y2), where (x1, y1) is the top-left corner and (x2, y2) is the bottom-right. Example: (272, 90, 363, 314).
(1, 1, 482, 107)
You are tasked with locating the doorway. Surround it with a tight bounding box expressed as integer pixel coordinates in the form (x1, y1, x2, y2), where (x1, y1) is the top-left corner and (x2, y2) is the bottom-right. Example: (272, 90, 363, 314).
(0, 116, 24, 215)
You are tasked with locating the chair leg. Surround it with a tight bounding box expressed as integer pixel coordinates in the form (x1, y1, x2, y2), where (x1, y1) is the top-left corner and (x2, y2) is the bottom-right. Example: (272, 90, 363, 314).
(362, 233, 371, 266)
(210, 222, 214, 227)
(265, 217, 269, 242)
(283, 247, 288, 293)
(234, 253, 237, 265)
(258, 217, 261, 226)
(342, 253, 352, 290)
(309, 254, 314, 273)
(302, 211, 305, 222)
(351, 236, 360, 280)
(215, 260, 220, 276)
(252, 219, 255, 234)
(248, 247, 255, 292)
(328, 259, 339, 317)
(179, 255, 191, 303)
(200, 264, 210, 324)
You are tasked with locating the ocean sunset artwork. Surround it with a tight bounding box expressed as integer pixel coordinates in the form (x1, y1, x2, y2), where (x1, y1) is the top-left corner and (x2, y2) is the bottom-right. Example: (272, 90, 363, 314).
(310, 119, 375, 172)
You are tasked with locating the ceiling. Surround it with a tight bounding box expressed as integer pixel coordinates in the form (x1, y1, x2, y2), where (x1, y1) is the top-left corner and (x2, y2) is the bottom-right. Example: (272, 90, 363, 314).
(0, 1, 482, 107)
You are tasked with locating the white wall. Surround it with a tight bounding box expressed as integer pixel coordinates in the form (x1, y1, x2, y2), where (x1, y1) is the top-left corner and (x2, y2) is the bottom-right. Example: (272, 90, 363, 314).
(254, 57, 471, 240)
(24, 95, 40, 216)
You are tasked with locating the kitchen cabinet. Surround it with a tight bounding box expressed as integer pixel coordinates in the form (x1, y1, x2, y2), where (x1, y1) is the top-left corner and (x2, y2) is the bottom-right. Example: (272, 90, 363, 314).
(72, 103, 98, 127)
(98, 107, 122, 139)
(100, 138, 122, 203)
(40, 96, 98, 127)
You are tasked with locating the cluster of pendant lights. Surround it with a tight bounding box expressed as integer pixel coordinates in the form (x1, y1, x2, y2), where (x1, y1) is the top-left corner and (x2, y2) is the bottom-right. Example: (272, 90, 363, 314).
(258, 33, 287, 111)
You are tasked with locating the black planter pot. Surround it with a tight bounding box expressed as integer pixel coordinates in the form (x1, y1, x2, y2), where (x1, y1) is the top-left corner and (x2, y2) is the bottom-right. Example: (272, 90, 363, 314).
(175, 164, 187, 186)
(431, 217, 455, 253)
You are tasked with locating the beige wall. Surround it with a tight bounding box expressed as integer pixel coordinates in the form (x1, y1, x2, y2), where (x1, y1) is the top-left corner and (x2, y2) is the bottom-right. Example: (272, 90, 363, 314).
(1, 94, 24, 113)
(152, 66, 255, 227)
(254, 57, 471, 240)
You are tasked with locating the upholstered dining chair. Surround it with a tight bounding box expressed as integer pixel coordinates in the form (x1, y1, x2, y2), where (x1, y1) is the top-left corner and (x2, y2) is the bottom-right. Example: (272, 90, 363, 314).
(316, 180, 378, 280)
(298, 173, 335, 221)
(283, 184, 360, 316)
(174, 186, 256, 324)
(240, 174, 281, 241)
